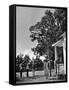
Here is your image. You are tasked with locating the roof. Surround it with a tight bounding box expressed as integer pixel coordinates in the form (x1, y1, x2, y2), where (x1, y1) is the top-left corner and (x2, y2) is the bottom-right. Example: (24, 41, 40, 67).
(52, 32, 66, 47)
(52, 39, 63, 47)
(60, 32, 66, 38)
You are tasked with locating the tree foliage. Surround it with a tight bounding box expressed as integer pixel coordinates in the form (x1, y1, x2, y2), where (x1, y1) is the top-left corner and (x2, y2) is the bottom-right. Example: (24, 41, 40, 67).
(29, 9, 67, 59)
(16, 54, 23, 72)
(16, 54, 44, 72)
(16, 54, 31, 72)
(33, 56, 44, 70)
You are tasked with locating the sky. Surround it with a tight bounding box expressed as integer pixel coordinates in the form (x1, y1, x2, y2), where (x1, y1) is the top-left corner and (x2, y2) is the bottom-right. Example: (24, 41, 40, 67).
(16, 6, 55, 59)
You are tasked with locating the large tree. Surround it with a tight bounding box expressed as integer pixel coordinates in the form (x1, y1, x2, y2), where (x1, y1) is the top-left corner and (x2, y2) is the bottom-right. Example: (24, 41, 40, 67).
(29, 9, 67, 59)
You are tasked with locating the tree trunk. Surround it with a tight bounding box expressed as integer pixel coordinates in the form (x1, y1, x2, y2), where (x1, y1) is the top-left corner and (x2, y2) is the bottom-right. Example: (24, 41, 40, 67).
(48, 49, 51, 77)
(49, 68, 51, 77)
(27, 69, 29, 77)
(56, 64, 57, 75)
(32, 58, 35, 77)
(20, 71, 22, 78)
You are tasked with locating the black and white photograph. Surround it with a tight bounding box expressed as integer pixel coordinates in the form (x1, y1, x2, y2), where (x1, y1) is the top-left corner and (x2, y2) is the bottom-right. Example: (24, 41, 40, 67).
(9, 5, 67, 85)
(0, 0, 69, 89)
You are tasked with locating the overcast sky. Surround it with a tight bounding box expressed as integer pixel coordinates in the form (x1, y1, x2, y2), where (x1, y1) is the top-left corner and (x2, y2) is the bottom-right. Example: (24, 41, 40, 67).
(16, 6, 55, 59)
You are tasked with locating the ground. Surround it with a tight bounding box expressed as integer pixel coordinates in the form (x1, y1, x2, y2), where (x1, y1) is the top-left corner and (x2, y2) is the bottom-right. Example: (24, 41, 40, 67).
(16, 70, 65, 84)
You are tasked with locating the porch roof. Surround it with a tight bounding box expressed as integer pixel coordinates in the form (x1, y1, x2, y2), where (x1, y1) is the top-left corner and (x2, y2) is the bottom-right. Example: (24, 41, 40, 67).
(52, 39, 63, 47)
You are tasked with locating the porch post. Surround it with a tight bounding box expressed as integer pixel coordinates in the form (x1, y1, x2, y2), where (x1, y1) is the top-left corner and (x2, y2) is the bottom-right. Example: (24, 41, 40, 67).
(55, 46, 58, 61)
(63, 38, 66, 74)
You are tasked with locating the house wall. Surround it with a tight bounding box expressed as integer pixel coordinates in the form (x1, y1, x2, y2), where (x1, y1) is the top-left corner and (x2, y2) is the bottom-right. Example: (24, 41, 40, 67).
(53, 33, 66, 75)
(63, 36, 66, 74)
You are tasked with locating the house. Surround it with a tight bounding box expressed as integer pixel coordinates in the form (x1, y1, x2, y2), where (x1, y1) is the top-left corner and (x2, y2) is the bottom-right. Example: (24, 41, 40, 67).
(52, 32, 66, 75)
